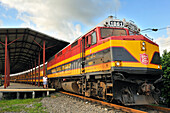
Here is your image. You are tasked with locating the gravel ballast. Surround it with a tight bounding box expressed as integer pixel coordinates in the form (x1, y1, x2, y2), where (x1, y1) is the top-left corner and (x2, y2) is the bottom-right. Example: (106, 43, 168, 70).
(41, 92, 123, 113)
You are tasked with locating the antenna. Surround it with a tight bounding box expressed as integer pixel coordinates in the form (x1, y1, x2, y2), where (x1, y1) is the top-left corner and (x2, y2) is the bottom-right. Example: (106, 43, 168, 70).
(108, 6, 114, 18)
(130, 20, 134, 23)
(109, 8, 113, 16)
(115, 8, 117, 19)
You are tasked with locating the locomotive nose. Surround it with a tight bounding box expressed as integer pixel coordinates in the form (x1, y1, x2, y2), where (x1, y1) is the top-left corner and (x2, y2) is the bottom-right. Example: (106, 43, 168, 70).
(139, 40, 162, 75)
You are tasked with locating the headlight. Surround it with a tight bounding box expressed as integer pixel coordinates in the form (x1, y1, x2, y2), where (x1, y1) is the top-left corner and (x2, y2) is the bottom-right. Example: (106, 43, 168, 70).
(142, 42, 145, 46)
(116, 62, 120, 66)
(115, 61, 121, 67)
(141, 41, 146, 51)
(158, 65, 160, 69)
(142, 46, 145, 51)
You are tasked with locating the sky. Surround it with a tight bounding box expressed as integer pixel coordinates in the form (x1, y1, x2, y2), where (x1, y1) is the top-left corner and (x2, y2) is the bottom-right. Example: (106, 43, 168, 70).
(0, 0, 170, 55)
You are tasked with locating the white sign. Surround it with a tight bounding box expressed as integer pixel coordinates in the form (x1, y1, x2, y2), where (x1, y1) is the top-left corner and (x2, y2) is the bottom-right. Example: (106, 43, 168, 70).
(110, 21, 124, 27)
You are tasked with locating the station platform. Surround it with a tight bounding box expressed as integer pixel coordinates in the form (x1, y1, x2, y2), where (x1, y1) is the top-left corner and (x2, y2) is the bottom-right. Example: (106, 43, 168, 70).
(0, 83, 56, 99)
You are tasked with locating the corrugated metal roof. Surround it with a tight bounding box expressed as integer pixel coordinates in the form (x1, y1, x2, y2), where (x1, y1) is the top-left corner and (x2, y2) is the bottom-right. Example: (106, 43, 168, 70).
(0, 28, 69, 74)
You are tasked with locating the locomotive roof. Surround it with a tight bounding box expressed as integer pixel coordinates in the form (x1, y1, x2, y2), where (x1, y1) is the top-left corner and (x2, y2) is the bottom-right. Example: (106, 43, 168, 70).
(0, 28, 69, 74)
(96, 16, 140, 34)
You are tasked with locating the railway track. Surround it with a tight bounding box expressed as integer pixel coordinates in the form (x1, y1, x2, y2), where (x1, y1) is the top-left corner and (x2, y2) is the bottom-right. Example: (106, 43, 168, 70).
(130, 105, 170, 113)
(59, 91, 170, 113)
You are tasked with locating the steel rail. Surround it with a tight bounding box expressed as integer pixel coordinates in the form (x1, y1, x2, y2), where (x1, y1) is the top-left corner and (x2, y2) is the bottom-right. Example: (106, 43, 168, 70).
(145, 105, 170, 113)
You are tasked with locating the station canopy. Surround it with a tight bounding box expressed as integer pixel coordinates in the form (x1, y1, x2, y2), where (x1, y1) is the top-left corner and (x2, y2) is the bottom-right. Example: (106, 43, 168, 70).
(0, 28, 69, 74)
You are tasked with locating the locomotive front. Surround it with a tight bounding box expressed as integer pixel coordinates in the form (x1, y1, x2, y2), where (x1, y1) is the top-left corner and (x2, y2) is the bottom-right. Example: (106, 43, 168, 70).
(99, 16, 162, 105)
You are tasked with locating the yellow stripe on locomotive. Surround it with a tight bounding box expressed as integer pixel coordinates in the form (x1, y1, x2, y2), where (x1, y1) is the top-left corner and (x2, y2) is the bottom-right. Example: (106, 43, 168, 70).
(47, 35, 161, 78)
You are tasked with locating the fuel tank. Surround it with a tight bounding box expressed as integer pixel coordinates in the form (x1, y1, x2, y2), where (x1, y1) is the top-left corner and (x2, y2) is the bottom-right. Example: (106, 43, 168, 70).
(61, 81, 79, 93)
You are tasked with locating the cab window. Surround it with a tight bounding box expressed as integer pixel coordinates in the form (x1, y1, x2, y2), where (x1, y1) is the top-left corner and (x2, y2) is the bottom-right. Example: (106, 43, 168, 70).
(91, 31, 97, 45)
(101, 28, 127, 38)
(85, 31, 97, 48)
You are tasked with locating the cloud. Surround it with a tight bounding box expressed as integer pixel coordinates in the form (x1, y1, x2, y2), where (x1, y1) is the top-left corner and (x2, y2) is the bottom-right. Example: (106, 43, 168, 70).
(0, 0, 121, 42)
(155, 28, 170, 55)
(0, 19, 3, 26)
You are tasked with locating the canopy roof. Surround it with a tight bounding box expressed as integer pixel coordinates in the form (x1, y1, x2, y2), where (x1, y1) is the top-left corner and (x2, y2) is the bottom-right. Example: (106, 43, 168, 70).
(0, 28, 69, 74)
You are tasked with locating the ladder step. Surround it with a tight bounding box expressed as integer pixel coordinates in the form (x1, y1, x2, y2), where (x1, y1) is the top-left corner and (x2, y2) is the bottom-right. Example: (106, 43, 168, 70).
(106, 93, 113, 96)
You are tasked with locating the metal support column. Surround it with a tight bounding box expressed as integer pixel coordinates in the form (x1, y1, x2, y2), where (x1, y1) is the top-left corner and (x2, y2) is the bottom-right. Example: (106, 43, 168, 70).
(29, 65, 31, 84)
(43, 41, 45, 77)
(32, 63, 33, 85)
(6, 52, 9, 87)
(35, 59, 36, 86)
(8, 53, 10, 86)
(6, 56, 8, 87)
(47, 91, 49, 96)
(38, 52, 40, 87)
(32, 91, 35, 99)
(4, 36, 7, 88)
(7, 52, 10, 87)
(17, 92, 20, 99)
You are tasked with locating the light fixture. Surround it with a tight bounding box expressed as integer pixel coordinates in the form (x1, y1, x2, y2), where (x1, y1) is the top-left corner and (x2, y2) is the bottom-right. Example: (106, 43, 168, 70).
(115, 61, 121, 67)
(116, 62, 120, 66)
(142, 46, 145, 51)
(142, 42, 145, 46)
(158, 65, 161, 69)
(141, 41, 146, 51)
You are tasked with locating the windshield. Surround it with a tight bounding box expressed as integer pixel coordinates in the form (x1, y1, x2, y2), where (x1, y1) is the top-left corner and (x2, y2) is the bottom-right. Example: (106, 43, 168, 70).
(101, 28, 127, 38)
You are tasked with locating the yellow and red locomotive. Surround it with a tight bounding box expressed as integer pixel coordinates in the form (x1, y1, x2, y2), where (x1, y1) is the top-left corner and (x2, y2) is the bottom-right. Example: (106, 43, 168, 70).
(47, 16, 162, 105)
(12, 16, 162, 105)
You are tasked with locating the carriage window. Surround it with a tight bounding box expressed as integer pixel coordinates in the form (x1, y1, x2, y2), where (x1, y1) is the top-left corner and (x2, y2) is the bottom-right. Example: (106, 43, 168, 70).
(101, 28, 127, 38)
(91, 31, 97, 45)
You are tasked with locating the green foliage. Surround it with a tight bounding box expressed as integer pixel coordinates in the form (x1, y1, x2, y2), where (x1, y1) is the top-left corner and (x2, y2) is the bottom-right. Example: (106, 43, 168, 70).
(161, 50, 170, 107)
(0, 98, 47, 113)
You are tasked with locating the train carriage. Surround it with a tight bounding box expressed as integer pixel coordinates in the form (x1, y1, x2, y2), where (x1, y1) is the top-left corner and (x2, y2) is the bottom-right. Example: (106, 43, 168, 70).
(10, 66, 45, 85)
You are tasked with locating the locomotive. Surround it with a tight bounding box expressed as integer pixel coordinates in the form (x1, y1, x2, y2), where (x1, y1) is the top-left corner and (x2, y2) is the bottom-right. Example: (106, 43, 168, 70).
(11, 16, 162, 105)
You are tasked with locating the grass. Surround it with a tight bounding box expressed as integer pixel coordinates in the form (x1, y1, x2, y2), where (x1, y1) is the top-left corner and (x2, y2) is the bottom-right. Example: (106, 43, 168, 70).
(0, 98, 47, 113)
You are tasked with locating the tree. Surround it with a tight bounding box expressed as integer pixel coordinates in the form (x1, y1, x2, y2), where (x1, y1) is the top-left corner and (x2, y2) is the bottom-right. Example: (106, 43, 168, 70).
(161, 50, 170, 107)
